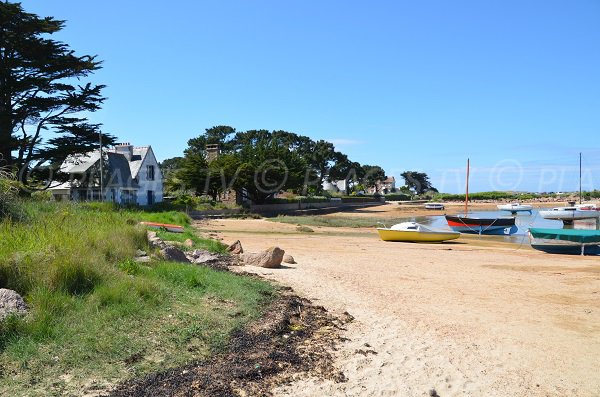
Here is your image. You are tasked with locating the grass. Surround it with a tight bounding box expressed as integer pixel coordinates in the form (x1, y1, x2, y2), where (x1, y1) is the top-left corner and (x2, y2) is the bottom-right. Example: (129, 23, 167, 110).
(269, 214, 402, 228)
(0, 201, 274, 396)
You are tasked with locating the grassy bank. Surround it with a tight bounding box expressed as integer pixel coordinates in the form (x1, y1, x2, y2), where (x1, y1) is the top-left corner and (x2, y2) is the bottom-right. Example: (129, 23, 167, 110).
(0, 202, 273, 396)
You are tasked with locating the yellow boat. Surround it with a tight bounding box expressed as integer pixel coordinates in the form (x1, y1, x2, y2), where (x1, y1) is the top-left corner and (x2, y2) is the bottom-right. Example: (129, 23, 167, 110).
(377, 222, 460, 243)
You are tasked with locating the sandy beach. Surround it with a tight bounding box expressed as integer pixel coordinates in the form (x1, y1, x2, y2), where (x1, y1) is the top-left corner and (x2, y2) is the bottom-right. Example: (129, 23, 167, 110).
(197, 204, 600, 397)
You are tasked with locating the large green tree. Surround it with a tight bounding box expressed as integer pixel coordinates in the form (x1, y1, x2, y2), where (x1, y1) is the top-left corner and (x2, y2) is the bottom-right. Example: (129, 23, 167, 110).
(400, 171, 435, 194)
(362, 165, 386, 193)
(0, 2, 113, 175)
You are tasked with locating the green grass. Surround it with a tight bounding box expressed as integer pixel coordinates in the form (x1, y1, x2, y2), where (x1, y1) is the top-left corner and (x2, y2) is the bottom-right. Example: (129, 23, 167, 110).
(269, 214, 398, 228)
(0, 201, 274, 396)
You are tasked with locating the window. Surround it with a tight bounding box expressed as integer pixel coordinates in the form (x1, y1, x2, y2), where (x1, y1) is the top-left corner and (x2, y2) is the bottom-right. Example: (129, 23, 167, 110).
(147, 165, 155, 181)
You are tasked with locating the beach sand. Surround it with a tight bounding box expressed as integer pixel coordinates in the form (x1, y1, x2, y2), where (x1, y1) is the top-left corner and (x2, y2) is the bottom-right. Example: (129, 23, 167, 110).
(198, 210, 600, 397)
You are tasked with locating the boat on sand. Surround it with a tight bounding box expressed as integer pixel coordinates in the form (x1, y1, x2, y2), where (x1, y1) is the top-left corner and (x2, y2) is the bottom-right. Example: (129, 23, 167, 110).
(140, 221, 185, 233)
(529, 228, 600, 255)
(377, 222, 460, 243)
(424, 202, 445, 210)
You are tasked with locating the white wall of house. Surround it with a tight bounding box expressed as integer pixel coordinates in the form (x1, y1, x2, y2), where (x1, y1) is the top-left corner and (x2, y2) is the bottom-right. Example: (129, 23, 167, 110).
(135, 147, 163, 206)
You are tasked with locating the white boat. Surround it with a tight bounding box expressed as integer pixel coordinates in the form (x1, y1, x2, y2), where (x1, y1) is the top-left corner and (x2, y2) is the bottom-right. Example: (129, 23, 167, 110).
(539, 206, 600, 222)
(377, 222, 460, 242)
(496, 203, 533, 213)
(424, 202, 445, 210)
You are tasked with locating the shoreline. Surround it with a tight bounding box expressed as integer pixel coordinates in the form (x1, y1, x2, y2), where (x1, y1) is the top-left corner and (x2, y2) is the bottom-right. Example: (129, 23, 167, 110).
(203, 216, 600, 396)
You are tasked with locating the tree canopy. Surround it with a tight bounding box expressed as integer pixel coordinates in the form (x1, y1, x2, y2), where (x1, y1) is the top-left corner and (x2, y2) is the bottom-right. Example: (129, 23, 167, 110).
(400, 171, 436, 194)
(0, 2, 114, 177)
(171, 126, 379, 203)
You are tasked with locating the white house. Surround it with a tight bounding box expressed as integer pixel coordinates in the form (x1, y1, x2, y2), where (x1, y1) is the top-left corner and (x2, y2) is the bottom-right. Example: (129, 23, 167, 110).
(49, 143, 163, 206)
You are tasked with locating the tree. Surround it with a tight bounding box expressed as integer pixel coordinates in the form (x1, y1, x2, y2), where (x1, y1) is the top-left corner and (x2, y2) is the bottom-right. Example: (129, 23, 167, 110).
(362, 165, 386, 193)
(328, 153, 364, 195)
(400, 171, 435, 195)
(0, 2, 112, 175)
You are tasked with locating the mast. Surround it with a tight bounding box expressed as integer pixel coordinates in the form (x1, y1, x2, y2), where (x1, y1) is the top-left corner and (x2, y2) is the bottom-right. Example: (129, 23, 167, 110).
(465, 158, 470, 215)
(579, 152, 582, 204)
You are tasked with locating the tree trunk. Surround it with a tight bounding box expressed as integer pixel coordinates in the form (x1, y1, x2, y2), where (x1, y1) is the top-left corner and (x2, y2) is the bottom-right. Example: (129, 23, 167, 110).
(0, 103, 12, 168)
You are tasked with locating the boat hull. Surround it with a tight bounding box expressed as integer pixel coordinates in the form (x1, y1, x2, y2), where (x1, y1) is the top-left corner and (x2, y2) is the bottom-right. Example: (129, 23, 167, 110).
(377, 228, 460, 243)
(531, 243, 600, 256)
(539, 210, 600, 221)
(445, 215, 517, 235)
(497, 204, 533, 213)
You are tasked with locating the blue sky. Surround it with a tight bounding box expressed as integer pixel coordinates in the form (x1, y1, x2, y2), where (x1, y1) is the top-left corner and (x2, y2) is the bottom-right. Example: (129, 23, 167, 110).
(18, 0, 600, 193)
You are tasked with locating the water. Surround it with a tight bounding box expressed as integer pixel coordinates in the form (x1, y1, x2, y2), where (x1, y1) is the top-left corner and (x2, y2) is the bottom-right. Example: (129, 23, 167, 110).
(409, 209, 600, 245)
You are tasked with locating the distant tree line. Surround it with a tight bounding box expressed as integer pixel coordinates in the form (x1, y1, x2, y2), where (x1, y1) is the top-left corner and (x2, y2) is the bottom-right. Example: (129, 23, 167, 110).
(161, 126, 396, 204)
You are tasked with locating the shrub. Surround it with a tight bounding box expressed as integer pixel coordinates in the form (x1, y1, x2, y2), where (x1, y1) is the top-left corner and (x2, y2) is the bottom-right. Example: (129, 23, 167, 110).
(384, 193, 411, 201)
(50, 260, 104, 296)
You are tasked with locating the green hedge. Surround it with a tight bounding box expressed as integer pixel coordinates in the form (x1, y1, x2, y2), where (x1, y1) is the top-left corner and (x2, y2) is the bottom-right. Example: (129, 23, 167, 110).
(384, 194, 411, 201)
(340, 196, 378, 203)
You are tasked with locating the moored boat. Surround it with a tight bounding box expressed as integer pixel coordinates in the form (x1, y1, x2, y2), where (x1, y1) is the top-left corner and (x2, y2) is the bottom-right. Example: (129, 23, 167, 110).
(445, 159, 517, 235)
(445, 215, 517, 235)
(497, 203, 533, 214)
(538, 206, 600, 222)
(424, 202, 445, 210)
(529, 228, 600, 255)
(377, 222, 460, 243)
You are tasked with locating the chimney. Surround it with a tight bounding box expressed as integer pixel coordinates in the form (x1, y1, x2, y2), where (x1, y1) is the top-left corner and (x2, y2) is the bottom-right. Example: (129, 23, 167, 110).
(206, 144, 220, 163)
(115, 143, 133, 161)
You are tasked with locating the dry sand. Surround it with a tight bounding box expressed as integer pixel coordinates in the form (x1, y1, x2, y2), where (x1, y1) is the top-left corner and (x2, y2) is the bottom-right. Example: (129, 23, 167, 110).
(197, 206, 600, 397)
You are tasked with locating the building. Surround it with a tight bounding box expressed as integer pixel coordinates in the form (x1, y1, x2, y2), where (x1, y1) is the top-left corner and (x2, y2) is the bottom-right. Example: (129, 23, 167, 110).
(49, 143, 163, 206)
(367, 176, 396, 194)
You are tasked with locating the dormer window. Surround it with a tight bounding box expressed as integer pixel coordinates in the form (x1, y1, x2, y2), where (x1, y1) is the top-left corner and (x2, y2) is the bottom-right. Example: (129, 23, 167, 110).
(147, 165, 155, 181)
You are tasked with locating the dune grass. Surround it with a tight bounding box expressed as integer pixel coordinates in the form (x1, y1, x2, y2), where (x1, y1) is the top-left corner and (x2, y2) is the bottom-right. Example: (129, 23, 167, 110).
(0, 201, 273, 396)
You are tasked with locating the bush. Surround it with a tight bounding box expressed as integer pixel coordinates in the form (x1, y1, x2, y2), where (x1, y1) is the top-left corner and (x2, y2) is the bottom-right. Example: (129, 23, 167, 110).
(384, 194, 411, 201)
(0, 170, 24, 221)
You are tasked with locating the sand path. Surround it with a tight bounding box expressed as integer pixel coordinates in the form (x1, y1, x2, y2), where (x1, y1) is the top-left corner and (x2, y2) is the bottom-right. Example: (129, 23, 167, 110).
(198, 215, 600, 397)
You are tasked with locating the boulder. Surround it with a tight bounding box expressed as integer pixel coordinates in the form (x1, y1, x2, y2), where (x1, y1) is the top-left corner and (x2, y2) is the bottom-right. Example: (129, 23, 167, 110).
(187, 249, 219, 264)
(0, 289, 28, 320)
(160, 246, 190, 263)
(183, 239, 194, 248)
(227, 240, 244, 254)
(147, 231, 166, 249)
(283, 254, 296, 264)
(242, 247, 285, 268)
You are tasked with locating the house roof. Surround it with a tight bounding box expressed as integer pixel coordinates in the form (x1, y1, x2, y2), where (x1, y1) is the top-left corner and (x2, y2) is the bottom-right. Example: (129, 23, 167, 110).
(383, 177, 395, 183)
(56, 145, 153, 189)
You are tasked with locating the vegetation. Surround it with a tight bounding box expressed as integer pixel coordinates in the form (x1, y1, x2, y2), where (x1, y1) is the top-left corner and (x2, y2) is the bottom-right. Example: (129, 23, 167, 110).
(166, 126, 386, 203)
(0, 201, 273, 395)
(0, 2, 115, 179)
(433, 191, 539, 201)
(270, 214, 397, 228)
(400, 171, 436, 195)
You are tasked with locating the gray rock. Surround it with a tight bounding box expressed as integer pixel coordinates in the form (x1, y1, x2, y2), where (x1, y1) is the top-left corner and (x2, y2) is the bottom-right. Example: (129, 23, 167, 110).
(147, 231, 166, 249)
(242, 246, 285, 268)
(136, 249, 147, 257)
(0, 288, 28, 320)
(187, 249, 219, 264)
(160, 246, 190, 263)
(134, 256, 152, 263)
(283, 254, 296, 264)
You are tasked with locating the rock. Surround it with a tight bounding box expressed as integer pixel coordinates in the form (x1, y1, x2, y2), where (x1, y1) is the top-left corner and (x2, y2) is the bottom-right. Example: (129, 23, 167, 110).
(0, 288, 28, 320)
(242, 246, 285, 268)
(160, 246, 190, 263)
(187, 249, 219, 264)
(283, 254, 296, 264)
(136, 249, 147, 257)
(227, 240, 244, 254)
(134, 256, 152, 263)
(183, 239, 194, 248)
(147, 231, 166, 249)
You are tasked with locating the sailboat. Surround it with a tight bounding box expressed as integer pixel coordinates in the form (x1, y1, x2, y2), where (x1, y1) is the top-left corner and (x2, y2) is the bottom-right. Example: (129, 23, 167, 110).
(445, 159, 517, 235)
(539, 153, 600, 224)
